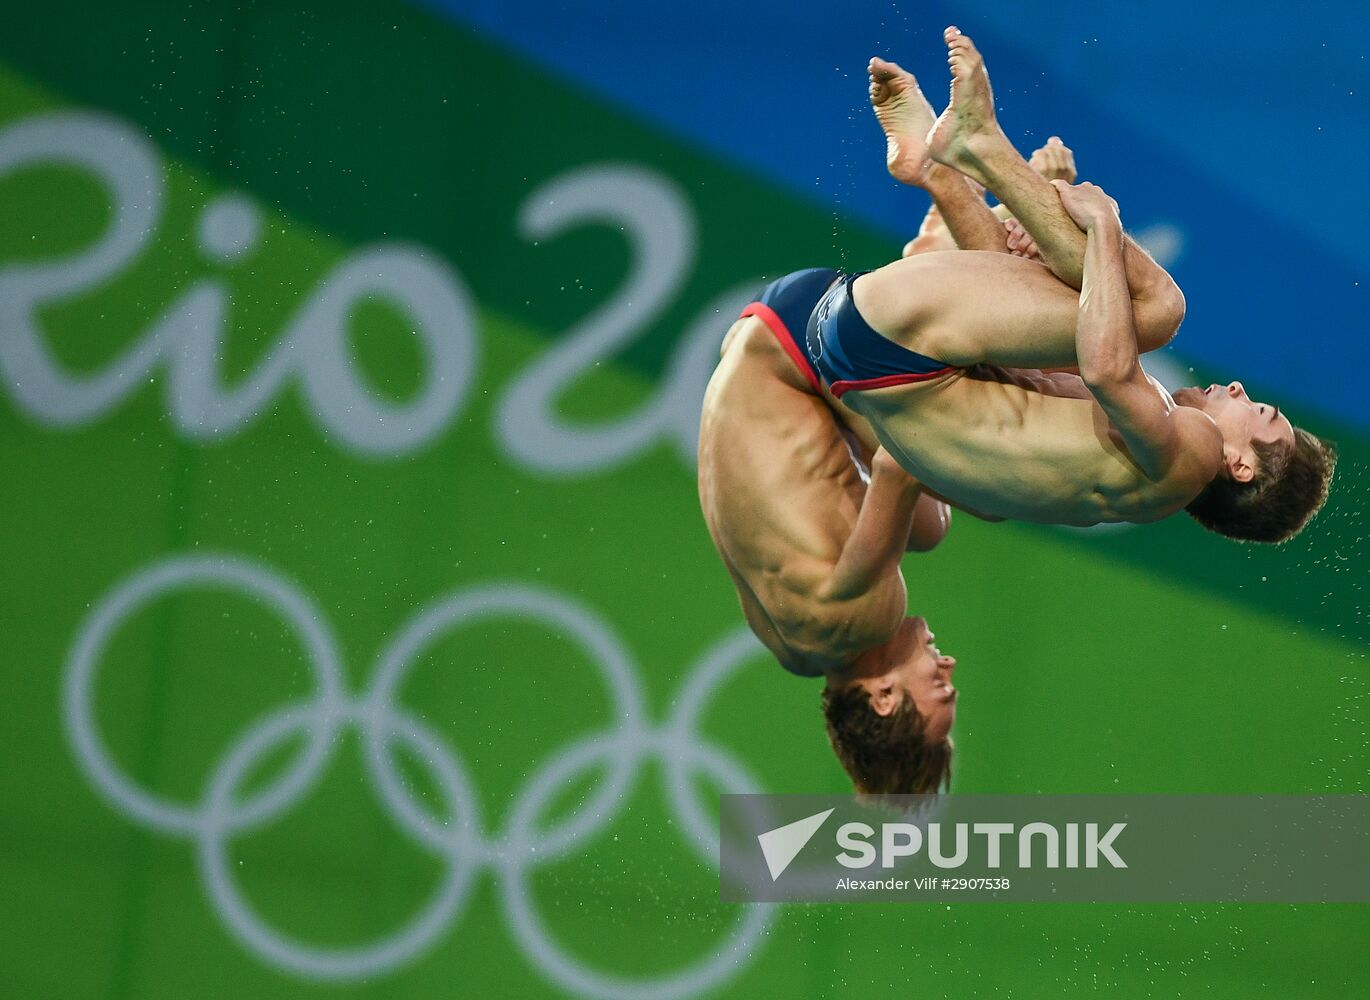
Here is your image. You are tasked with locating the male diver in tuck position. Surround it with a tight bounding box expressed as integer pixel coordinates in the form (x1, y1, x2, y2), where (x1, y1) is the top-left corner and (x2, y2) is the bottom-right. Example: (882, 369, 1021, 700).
(698, 267, 959, 799)
(812, 26, 1334, 542)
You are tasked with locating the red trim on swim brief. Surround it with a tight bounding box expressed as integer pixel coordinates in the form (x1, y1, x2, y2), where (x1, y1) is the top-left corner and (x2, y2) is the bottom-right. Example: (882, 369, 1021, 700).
(740, 302, 823, 394)
(829, 370, 955, 398)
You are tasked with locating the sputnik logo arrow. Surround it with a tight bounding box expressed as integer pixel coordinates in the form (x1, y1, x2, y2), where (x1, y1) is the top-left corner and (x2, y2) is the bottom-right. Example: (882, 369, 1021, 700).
(757, 808, 835, 880)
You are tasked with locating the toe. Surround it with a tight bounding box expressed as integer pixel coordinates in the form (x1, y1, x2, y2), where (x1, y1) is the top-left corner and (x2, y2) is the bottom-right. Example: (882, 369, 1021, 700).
(870, 57, 902, 83)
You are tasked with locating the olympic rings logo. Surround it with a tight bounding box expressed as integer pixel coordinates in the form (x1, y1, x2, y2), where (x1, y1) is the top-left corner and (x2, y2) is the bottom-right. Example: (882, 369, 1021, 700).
(63, 553, 777, 999)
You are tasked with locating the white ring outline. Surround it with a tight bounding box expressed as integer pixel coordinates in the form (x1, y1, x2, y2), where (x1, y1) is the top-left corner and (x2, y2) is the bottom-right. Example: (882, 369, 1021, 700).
(63, 555, 779, 997)
(63, 554, 346, 836)
(363, 586, 649, 862)
(198, 701, 482, 980)
(500, 736, 775, 1000)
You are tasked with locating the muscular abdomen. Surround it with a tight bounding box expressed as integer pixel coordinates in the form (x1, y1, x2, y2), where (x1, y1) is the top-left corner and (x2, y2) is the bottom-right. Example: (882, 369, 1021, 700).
(850, 370, 1153, 526)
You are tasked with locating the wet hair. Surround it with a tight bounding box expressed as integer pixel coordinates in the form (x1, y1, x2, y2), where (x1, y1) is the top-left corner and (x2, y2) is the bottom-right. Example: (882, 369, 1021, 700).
(1185, 427, 1337, 544)
(821, 686, 952, 798)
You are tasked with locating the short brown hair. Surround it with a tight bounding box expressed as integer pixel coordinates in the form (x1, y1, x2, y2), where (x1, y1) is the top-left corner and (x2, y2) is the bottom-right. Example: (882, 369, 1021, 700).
(821, 686, 952, 798)
(1186, 427, 1337, 544)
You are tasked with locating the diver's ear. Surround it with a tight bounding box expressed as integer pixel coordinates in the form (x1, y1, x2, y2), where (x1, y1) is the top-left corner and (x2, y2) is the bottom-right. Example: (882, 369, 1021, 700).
(868, 682, 901, 717)
(1225, 445, 1255, 484)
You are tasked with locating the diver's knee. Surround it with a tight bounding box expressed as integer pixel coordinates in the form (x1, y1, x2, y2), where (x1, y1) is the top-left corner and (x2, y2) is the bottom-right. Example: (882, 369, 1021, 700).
(1137, 280, 1186, 353)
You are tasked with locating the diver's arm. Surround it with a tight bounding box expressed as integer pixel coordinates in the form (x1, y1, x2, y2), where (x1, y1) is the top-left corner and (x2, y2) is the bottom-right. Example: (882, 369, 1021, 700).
(1072, 197, 1180, 482)
(818, 450, 920, 602)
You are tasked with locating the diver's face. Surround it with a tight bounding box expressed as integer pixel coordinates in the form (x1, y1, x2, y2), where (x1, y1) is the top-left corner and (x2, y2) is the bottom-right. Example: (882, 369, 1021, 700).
(1181, 382, 1294, 472)
(886, 616, 958, 743)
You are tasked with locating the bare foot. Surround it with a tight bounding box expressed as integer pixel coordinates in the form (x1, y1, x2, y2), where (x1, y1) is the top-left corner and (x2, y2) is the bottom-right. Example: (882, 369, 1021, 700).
(868, 56, 937, 186)
(926, 26, 1010, 185)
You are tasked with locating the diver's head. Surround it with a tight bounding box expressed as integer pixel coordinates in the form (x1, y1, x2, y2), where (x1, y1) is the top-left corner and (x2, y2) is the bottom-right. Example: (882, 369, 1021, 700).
(1175, 381, 1336, 543)
(822, 616, 956, 798)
